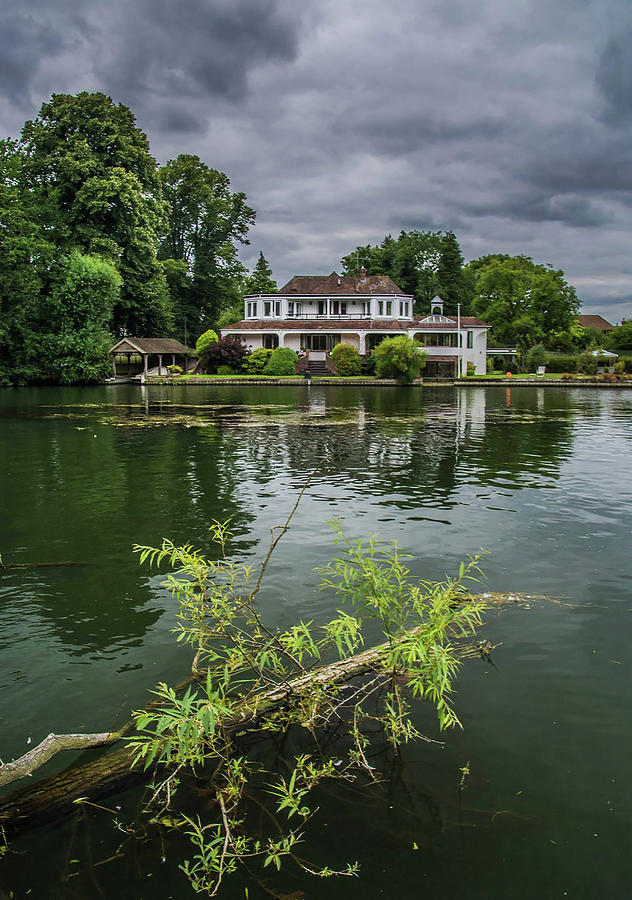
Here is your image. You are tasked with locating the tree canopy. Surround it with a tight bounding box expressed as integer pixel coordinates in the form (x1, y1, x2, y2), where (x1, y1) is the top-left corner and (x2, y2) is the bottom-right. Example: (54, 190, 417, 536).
(467, 254, 581, 349)
(158, 154, 255, 341)
(341, 230, 469, 314)
(0, 94, 256, 384)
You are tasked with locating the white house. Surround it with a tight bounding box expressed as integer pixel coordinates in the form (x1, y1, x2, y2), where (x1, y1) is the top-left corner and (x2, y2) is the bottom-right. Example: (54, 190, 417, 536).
(222, 270, 490, 376)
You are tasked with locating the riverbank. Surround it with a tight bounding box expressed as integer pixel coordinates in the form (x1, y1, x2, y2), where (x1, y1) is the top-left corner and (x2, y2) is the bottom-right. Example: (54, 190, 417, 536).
(141, 374, 632, 388)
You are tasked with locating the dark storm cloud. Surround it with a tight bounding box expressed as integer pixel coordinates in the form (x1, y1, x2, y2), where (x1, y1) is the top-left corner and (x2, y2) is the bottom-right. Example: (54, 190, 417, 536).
(102, 0, 299, 108)
(0, 9, 65, 105)
(1, 0, 632, 321)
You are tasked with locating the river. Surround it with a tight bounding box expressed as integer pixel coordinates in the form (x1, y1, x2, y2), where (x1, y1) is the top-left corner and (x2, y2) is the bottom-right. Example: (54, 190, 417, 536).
(1, 383, 631, 898)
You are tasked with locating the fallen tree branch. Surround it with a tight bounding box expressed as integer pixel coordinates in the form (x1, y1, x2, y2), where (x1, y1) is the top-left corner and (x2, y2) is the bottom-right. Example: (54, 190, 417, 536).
(0, 733, 116, 789)
(0, 590, 536, 836)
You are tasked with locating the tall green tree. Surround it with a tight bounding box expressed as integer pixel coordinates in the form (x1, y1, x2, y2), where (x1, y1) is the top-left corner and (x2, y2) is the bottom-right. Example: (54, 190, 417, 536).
(158, 154, 255, 338)
(20, 92, 172, 336)
(436, 231, 465, 313)
(0, 139, 53, 383)
(37, 251, 121, 383)
(341, 230, 466, 314)
(244, 251, 276, 293)
(467, 254, 581, 349)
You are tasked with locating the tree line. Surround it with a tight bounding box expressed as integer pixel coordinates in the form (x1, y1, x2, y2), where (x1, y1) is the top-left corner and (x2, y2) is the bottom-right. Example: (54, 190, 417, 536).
(0, 92, 275, 385)
(3, 91, 621, 386)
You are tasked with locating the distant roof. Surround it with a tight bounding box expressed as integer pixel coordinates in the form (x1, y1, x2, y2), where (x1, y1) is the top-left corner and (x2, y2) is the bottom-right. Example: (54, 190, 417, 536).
(276, 272, 407, 296)
(110, 337, 193, 355)
(578, 315, 613, 331)
(222, 316, 489, 332)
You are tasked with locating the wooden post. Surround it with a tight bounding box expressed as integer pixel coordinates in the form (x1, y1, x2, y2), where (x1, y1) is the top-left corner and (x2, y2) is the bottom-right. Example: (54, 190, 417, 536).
(158, 354, 163, 375)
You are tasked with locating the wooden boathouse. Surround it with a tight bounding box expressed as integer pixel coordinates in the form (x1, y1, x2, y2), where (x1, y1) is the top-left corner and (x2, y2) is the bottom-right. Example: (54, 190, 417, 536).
(109, 337, 194, 380)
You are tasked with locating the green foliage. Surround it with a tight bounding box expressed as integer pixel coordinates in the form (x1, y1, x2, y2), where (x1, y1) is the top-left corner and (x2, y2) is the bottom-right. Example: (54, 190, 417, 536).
(330, 342, 361, 376)
(244, 251, 276, 294)
(216, 365, 234, 376)
(21, 92, 172, 336)
(577, 352, 598, 375)
(263, 347, 298, 376)
(127, 515, 487, 895)
(544, 354, 577, 373)
(341, 230, 469, 314)
(606, 320, 632, 351)
(525, 343, 547, 371)
(195, 329, 219, 357)
(243, 347, 273, 374)
(167, 364, 183, 375)
(466, 361, 476, 377)
(468, 254, 580, 349)
(373, 336, 426, 384)
(159, 154, 255, 336)
(361, 352, 377, 375)
(198, 336, 249, 374)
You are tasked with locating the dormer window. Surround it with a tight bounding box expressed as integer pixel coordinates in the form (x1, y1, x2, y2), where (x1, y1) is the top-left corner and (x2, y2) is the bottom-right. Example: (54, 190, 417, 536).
(430, 296, 444, 316)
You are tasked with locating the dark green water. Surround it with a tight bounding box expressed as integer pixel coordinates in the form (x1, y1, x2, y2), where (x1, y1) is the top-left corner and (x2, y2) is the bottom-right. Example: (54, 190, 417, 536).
(1, 384, 631, 899)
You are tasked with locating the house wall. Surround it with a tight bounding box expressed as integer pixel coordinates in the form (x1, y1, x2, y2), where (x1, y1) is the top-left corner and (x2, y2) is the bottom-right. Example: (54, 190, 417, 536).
(223, 325, 489, 374)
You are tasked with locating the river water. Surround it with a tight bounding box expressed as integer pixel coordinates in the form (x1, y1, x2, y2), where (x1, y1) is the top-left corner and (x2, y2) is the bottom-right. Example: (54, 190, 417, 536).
(1, 384, 631, 899)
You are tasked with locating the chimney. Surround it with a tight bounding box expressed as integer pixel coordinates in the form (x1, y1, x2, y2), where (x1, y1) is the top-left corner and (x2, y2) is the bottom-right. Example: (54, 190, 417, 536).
(359, 266, 367, 281)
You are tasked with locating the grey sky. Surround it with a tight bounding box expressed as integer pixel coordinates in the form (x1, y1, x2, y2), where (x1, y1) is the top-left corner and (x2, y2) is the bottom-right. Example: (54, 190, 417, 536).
(1, 0, 631, 321)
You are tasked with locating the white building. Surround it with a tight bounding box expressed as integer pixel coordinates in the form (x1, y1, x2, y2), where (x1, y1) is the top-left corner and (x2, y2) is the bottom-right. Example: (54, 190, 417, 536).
(222, 270, 490, 376)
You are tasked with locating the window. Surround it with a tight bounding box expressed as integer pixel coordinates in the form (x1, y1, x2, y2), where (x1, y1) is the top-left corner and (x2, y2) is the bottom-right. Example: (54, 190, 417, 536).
(288, 301, 302, 317)
(414, 333, 458, 347)
(386, 301, 392, 316)
(263, 301, 272, 317)
(378, 301, 384, 316)
(467, 331, 473, 349)
(363, 301, 372, 316)
(399, 301, 404, 317)
(341, 302, 347, 315)
(275, 300, 281, 317)
(318, 300, 325, 315)
(263, 334, 278, 349)
(247, 301, 257, 318)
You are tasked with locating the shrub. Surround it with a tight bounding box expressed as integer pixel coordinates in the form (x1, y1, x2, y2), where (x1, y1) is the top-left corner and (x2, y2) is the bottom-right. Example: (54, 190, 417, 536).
(263, 347, 298, 376)
(560, 372, 574, 380)
(166, 364, 183, 375)
(195, 329, 219, 357)
(545, 354, 577, 373)
(198, 337, 249, 373)
(526, 343, 547, 372)
(373, 336, 426, 384)
(614, 360, 625, 375)
(577, 352, 598, 375)
(330, 342, 361, 376)
(486, 357, 495, 374)
(216, 365, 234, 376)
(361, 353, 377, 375)
(600, 372, 618, 383)
(243, 348, 273, 374)
(466, 361, 476, 377)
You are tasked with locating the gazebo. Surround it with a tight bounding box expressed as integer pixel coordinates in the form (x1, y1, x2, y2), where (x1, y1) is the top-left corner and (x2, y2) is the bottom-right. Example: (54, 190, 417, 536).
(109, 337, 194, 380)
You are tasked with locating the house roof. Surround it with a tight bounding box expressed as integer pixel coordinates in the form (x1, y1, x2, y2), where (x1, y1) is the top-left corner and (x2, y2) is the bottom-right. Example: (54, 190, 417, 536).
(222, 316, 489, 332)
(578, 315, 613, 331)
(110, 337, 193, 355)
(275, 272, 407, 296)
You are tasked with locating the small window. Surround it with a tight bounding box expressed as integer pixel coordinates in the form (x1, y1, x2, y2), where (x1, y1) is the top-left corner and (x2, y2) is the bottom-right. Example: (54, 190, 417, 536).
(263, 301, 272, 317)
(399, 301, 404, 317)
(378, 300, 384, 316)
(340, 302, 347, 315)
(386, 301, 392, 316)
(263, 334, 279, 349)
(318, 300, 325, 315)
(275, 300, 281, 317)
(467, 331, 473, 349)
